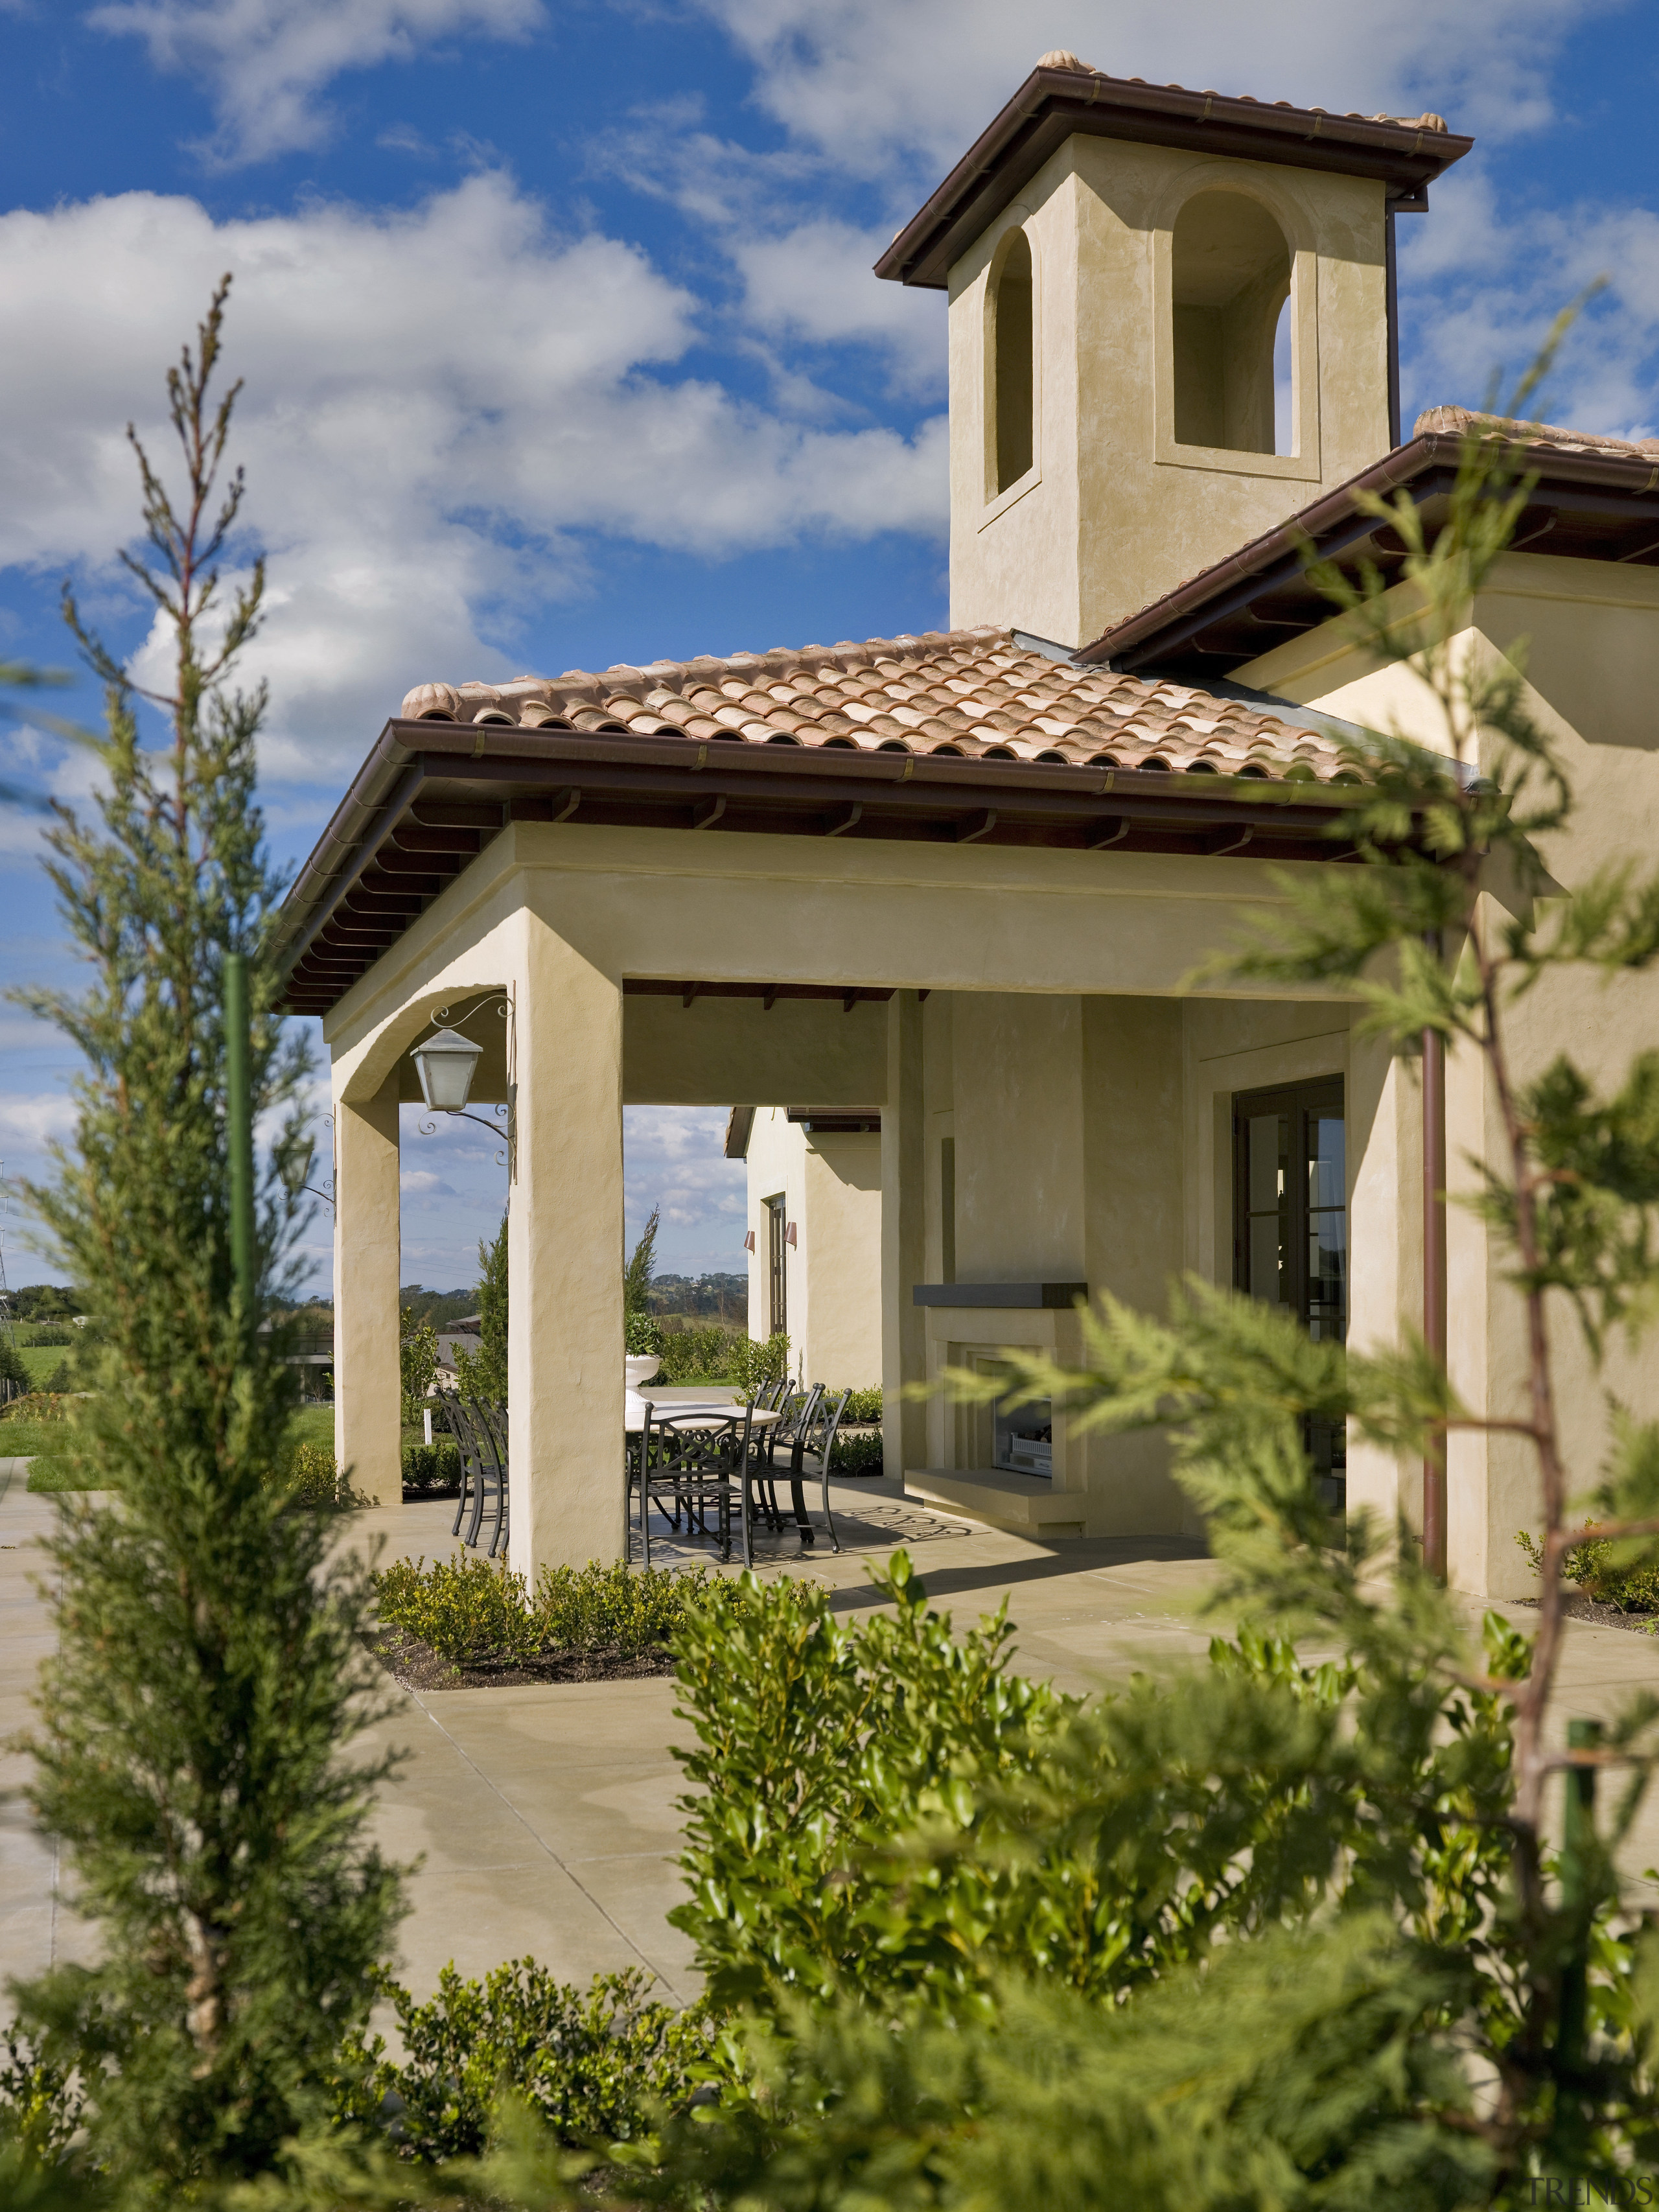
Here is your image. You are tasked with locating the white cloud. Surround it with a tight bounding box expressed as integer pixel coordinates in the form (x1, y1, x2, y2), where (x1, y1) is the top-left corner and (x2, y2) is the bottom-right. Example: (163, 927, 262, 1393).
(693, 0, 1625, 178)
(88, 0, 544, 166)
(400, 1167, 456, 1196)
(0, 176, 947, 783)
(1400, 161, 1659, 439)
(0, 1090, 77, 1155)
(625, 1106, 747, 1268)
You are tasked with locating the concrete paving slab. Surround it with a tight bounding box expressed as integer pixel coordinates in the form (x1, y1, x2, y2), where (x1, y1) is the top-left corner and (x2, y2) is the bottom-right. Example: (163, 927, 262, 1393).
(5, 1457, 1659, 2014)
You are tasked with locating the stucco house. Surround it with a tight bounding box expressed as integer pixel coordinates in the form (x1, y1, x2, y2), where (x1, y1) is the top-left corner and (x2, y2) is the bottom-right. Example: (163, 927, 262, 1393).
(725, 1105, 882, 1390)
(283, 54, 1659, 1597)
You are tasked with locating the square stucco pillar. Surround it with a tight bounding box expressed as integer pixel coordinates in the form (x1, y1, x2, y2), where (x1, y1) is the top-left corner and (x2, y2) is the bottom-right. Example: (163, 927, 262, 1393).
(1345, 1029, 1420, 1539)
(333, 1071, 402, 1506)
(507, 909, 626, 1578)
(882, 991, 927, 1479)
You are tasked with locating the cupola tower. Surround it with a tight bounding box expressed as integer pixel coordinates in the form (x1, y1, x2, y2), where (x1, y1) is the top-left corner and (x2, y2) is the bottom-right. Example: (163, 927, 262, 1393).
(877, 56, 1472, 650)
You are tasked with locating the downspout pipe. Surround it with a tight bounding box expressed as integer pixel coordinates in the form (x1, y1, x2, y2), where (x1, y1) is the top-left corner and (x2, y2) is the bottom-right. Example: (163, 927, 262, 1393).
(1385, 206, 1402, 450)
(1422, 973, 1448, 1580)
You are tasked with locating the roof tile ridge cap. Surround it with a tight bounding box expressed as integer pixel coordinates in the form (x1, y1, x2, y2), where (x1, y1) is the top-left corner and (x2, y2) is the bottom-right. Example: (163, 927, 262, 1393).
(549, 673, 607, 708)
(1096, 72, 1452, 138)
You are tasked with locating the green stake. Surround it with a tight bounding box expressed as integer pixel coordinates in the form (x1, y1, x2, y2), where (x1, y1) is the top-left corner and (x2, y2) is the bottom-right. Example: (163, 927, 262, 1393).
(1557, 1714, 1602, 2117)
(225, 951, 255, 1318)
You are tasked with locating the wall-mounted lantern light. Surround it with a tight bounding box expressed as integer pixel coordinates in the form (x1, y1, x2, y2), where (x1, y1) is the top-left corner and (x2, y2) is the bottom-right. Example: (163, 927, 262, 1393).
(743, 1229, 756, 1252)
(408, 996, 516, 1178)
(785, 1221, 798, 1248)
(410, 1026, 484, 1113)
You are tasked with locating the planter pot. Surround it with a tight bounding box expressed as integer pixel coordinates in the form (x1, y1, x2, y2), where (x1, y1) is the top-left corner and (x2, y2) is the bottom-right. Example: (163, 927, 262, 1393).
(625, 1354, 662, 1391)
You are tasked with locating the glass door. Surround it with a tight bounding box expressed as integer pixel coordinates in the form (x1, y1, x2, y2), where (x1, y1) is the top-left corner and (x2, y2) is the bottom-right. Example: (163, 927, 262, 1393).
(1233, 1077, 1347, 1504)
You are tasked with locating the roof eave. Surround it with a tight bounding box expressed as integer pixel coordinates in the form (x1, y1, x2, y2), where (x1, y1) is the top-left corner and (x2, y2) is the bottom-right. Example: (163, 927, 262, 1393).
(874, 65, 1474, 291)
(1080, 434, 1659, 673)
(277, 722, 1364, 1012)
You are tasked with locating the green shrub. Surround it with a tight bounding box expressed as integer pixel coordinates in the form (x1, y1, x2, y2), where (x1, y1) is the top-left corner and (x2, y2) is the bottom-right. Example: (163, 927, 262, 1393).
(534, 1559, 719, 1653)
(333, 1962, 713, 2160)
(401, 1440, 462, 1491)
(656, 1325, 741, 1383)
(670, 1552, 1528, 2031)
(671, 1552, 1079, 2018)
(375, 1552, 719, 1666)
(278, 1441, 350, 1509)
(1516, 1522, 1659, 1612)
(375, 1553, 542, 1666)
(39, 1359, 73, 1395)
(23, 1326, 75, 1349)
(0, 1393, 70, 1426)
(833, 1385, 882, 1425)
(830, 1428, 884, 1474)
(626, 1309, 664, 1356)
(0, 2019, 95, 2169)
(728, 1329, 791, 1399)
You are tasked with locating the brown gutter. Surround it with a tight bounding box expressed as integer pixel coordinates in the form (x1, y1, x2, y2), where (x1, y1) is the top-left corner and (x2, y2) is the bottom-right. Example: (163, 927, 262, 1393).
(1080, 433, 1659, 671)
(875, 64, 1472, 291)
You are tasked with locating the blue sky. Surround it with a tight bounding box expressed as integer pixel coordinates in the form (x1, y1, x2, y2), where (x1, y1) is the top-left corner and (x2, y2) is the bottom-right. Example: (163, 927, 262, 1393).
(2, 0, 1657, 1296)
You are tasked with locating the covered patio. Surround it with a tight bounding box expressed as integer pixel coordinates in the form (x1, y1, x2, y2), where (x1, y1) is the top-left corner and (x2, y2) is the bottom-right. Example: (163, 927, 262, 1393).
(279, 628, 1403, 1581)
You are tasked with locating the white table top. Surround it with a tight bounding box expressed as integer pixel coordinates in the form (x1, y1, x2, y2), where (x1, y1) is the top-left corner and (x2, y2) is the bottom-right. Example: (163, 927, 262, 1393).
(624, 1393, 783, 1430)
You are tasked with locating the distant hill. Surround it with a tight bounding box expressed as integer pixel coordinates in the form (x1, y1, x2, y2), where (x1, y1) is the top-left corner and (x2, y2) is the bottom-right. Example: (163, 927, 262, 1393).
(648, 1272, 748, 1324)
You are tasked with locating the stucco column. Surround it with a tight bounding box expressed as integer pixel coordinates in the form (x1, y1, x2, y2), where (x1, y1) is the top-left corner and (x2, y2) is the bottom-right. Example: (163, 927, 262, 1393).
(507, 907, 625, 1578)
(333, 1071, 402, 1506)
(881, 991, 927, 1479)
(1345, 1029, 1419, 1540)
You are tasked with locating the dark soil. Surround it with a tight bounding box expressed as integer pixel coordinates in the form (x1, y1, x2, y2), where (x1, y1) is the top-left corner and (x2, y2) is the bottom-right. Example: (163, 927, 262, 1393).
(369, 1624, 678, 1692)
(402, 1483, 461, 1504)
(1518, 1593, 1659, 1638)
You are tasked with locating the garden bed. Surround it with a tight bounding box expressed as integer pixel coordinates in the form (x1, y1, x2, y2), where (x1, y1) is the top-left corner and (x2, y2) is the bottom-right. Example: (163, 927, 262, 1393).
(1518, 1593, 1658, 1638)
(369, 1622, 677, 1690)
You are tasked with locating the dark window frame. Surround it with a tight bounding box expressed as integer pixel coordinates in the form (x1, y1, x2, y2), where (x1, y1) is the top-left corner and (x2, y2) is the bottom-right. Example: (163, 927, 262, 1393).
(1233, 1075, 1347, 1484)
(765, 1193, 787, 1338)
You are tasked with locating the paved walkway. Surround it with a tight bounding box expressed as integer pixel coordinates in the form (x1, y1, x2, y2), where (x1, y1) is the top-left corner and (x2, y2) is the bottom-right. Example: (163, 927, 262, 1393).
(5, 1460, 1659, 2008)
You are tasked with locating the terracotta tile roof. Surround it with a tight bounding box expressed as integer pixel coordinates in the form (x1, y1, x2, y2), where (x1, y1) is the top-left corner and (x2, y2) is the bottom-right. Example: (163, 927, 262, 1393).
(1411, 406, 1659, 458)
(398, 627, 1358, 784)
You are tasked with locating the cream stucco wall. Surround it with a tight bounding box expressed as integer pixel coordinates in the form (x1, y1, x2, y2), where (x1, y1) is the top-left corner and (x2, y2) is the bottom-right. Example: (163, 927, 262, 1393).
(899, 983, 1356, 1540)
(948, 134, 1389, 646)
(323, 821, 1359, 1570)
(1236, 555, 1659, 1596)
(741, 1110, 882, 1389)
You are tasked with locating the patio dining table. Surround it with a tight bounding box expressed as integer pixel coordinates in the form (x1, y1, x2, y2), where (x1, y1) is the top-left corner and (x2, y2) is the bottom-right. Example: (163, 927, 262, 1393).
(626, 1396, 815, 1544)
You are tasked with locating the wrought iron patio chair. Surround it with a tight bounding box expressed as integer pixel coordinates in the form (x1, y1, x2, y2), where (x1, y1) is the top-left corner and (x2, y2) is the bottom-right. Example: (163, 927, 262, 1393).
(753, 1382, 822, 1534)
(634, 1401, 754, 1569)
(441, 1391, 480, 1539)
(795, 1388, 851, 1554)
(473, 1397, 510, 1558)
(448, 1392, 507, 1555)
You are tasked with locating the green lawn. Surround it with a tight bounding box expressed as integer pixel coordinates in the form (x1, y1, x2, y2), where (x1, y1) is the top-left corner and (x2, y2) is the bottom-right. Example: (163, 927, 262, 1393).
(5, 1405, 345, 1493)
(290, 1404, 336, 1450)
(17, 1345, 73, 1388)
(1, 1419, 81, 1461)
(25, 1454, 97, 1493)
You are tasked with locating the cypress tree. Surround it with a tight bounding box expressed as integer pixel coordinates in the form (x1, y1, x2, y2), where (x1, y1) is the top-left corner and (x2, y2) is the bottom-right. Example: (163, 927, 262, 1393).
(8, 282, 405, 2199)
(456, 1212, 509, 1403)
